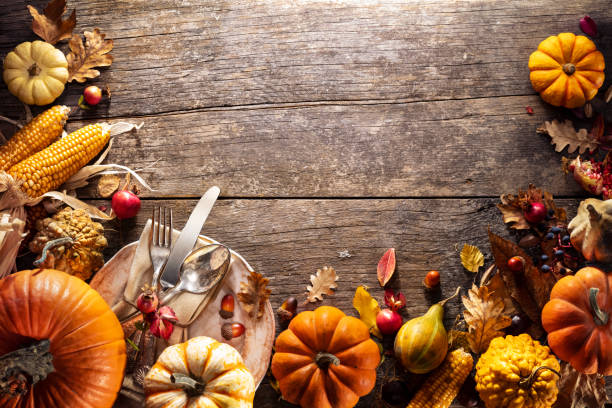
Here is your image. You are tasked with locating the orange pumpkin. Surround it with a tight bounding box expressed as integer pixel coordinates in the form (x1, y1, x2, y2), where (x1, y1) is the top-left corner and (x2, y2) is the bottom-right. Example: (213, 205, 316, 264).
(541, 266, 612, 375)
(271, 306, 380, 408)
(528, 33, 605, 108)
(0, 269, 126, 407)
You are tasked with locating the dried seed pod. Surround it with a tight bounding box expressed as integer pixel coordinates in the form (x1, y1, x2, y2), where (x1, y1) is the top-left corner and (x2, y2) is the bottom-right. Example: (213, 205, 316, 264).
(584, 102, 594, 118)
(277, 296, 298, 322)
(219, 294, 235, 319)
(519, 234, 540, 248)
(222, 322, 245, 340)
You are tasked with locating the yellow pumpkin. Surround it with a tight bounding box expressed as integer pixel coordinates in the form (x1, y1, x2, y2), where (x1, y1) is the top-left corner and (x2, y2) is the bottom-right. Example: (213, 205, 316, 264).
(144, 336, 255, 408)
(528, 33, 604, 108)
(3, 41, 69, 106)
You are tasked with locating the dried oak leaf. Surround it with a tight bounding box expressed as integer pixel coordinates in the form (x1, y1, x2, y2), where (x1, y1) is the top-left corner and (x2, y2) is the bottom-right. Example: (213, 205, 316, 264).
(462, 284, 511, 354)
(377, 248, 396, 287)
(28, 0, 76, 45)
(306, 266, 338, 302)
(460, 244, 484, 273)
(497, 184, 566, 230)
(97, 174, 120, 198)
(553, 361, 607, 408)
(353, 285, 382, 338)
(537, 119, 598, 154)
(237, 271, 270, 319)
(67, 29, 113, 83)
(488, 230, 556, 326)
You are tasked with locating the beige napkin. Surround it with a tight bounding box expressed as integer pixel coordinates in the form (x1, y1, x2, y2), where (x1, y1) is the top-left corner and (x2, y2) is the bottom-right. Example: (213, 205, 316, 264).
(113, 220, 228, 344)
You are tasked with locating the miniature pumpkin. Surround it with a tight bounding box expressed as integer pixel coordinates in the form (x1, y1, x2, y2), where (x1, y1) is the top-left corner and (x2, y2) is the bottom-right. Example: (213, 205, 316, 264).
(0, 269, 126, 407)
(541, 266, 612, 375)
(29, 207, 107, 280)
(475, 334, 560, 408)
(3, 41, 69, 106)
(144, 336, 255, 408)
(271, 306, 380, 408)
(567, 199, 612, 263)
(528, 33, 604, 108)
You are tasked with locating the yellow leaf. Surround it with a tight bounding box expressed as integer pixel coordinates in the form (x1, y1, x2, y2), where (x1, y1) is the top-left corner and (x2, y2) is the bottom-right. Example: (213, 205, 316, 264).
(461, 244, 484, 273)
(353, 285, 382, 338)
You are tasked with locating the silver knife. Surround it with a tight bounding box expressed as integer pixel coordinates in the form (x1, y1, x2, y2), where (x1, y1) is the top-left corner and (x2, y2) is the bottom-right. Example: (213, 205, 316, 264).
(159, 186, 220, 288)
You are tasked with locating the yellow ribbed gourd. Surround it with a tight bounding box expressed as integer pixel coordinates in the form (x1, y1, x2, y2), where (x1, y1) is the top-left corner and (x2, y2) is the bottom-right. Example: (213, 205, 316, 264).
(0, 105, 70, 171)
(475, 334, 560, 408)
(8, 123, 110, 198)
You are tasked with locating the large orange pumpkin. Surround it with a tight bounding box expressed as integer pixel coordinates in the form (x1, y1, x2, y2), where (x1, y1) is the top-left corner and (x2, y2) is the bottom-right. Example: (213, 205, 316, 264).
(541, 266, 612, 375)
(528, 33, 605, 108)
(271, 306, 380, 408)
(0, 269, 126, 407)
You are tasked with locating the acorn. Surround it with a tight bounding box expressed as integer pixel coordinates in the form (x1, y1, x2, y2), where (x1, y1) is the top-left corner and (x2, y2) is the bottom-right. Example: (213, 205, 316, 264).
(277, 296, 298, 322)
(423, 270, 440, 289)
(222, 322, 245, 340)
(219, 294, 235, 319)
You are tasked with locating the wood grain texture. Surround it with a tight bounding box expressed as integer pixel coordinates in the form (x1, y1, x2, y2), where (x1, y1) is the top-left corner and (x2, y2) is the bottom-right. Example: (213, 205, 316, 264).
(56, 96, 581, 198)
(28, 196, 583, 408)
(1, 0, 611, 118)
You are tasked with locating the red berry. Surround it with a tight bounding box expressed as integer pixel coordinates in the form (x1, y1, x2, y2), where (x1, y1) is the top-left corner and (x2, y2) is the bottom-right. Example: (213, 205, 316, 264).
(111, 190, 141, 219)
(524, 202, 547, 224)
(507, 256, 524, 272)
(222, 322, 245, 340)
(83, 85, 102, 105)
(423, 270, 440, 288)
(136, 290, 158, 314)
(376, 309, 402, 335)
(219, 294, 235, 319)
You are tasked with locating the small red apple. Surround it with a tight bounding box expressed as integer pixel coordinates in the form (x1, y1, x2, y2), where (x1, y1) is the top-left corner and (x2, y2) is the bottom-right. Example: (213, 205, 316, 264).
(376, 308, 402, 335)
(112, 190, 141, 219)
(83, 85, 102, 105)
(524, 202, 547, 224)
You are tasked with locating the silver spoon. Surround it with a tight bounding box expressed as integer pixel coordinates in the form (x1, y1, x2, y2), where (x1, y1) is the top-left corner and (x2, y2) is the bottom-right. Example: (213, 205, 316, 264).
(159, 244, 231, 305)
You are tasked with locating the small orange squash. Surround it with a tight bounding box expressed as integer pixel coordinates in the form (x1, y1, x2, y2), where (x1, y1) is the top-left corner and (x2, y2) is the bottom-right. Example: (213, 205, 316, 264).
(528, 33, 604, 108)
(541, 266, 612, 375)
(271, 306, 380, 408)
(0, 269, 126, 407)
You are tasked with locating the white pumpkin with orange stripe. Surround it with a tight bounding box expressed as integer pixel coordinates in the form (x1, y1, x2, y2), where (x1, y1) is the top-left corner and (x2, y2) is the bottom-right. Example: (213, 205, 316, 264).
(144, 336, 255, 408)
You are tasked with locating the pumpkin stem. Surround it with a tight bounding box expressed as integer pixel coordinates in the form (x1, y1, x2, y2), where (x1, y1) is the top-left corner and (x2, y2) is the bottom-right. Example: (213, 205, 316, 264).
(562, 63, 576, 75)
(438, 286, 462, 307)
(28, 63, 41, 76)
(589, 287, 609, 326)
(34, 237, 74, 267)
(518, 366, 561, 389)
(315, 352, 340, 369)
(0, 339, 54, 397)
(171, 373, 206, 397)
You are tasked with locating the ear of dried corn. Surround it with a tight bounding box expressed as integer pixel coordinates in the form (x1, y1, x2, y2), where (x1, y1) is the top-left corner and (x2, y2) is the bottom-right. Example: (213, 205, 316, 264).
(8, 123, 110, 198)
(406, 348, 473, 408)
(0, 105, 70, 171)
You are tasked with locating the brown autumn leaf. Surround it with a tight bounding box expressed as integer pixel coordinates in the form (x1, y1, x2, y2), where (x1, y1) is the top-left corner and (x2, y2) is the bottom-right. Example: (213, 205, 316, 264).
(485, 273, 519, 316)
(237, 271, 270, 319)
(306, 266, 338, 302)
(488, 230, 556, 323)
(67, 29, 113, 83)
(462, 284, 512, 354)
(377, 248, 396, 286)
(537, 119, 599, 154)
(553, 361, 607, 408)
(28, 0, 76, 45)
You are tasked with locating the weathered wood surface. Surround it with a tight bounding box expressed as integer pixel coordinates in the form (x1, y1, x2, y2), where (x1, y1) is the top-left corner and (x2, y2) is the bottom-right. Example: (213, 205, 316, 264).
(3, 0, 612, 406)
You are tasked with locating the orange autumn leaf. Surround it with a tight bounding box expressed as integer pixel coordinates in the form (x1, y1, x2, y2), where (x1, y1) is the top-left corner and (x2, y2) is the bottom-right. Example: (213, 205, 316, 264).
(377, 248, 396, 286)
(28, 0, 76, 45)
(237, 271, 270, 319)
(67, 29, 113, 83)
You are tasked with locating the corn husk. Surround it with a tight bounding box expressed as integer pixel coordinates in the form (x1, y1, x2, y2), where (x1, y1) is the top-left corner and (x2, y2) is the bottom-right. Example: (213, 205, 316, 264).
(0, 210, 26, 278)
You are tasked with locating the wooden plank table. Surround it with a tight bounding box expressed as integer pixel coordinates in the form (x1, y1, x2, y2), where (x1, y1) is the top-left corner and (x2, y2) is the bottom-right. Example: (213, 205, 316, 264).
(2, 1, 610, 406)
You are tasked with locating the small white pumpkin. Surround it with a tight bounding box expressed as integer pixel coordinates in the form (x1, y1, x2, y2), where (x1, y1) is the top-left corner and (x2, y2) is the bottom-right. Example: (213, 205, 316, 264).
(144, 336, 255, 408)
(3, 41, 69, 106)
(568, 198, 612, 263)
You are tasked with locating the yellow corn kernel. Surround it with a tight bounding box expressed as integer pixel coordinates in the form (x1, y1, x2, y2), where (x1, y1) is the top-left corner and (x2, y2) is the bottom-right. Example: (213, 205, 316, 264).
(0, 105, 70, 171)
(406, 348, 474, 408)
(8, 123, 110, 198)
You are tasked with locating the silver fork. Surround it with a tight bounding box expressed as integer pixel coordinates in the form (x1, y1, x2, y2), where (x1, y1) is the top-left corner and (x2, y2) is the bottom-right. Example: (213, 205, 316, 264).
(150, 207, 173, 289)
